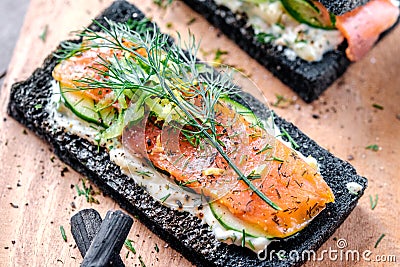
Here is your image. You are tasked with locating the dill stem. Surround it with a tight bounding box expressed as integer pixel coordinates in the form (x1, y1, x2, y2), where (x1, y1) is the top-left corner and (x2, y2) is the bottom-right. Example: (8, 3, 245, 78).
(159, 77, 281, 211)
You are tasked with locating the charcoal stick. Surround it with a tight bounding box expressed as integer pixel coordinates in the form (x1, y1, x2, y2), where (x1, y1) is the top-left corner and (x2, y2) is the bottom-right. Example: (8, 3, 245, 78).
(80, 210, 133, 267)
(71, 209, 103, 257)
(71, 209, 126, 267)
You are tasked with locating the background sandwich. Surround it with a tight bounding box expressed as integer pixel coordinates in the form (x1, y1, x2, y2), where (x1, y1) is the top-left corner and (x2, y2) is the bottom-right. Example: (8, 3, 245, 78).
(182, 0, 399, 102)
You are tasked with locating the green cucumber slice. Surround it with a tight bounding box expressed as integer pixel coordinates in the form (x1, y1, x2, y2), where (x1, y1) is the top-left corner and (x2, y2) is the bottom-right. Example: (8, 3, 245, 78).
(220, 96, 259, 126)
(281, 0, 336, 30)
(60, 86, 102, 125)
(99, 106, 117, 127)
(209, 202, 271, 238)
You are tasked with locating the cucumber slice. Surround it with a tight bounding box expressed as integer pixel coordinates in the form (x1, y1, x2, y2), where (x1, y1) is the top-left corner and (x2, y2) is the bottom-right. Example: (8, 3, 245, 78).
(281, 0, 336, 30)
(209, 202, 272, 238)
(220, 97, 260, 126)
(99, 106, 117, 127)
(101, 110, 125, 139)
(60, 86, 102, 125)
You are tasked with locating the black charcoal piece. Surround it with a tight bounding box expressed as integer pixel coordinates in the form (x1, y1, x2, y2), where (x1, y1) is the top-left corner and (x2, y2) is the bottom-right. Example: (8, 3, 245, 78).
(8, 1, 367, 266)
(81, 210, 133, 267)
(71, 209, 103, 256)
(70, 209, 125, 267)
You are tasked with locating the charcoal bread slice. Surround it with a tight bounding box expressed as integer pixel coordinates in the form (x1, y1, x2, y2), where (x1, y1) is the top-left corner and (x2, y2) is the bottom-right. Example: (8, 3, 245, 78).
(7, 1, 367, 266)
(182, 0, 399, 102)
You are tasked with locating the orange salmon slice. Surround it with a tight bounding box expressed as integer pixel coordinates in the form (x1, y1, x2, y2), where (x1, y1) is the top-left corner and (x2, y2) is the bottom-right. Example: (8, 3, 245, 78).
(336, 0, 399, 61)
(126, 103, 335, 239)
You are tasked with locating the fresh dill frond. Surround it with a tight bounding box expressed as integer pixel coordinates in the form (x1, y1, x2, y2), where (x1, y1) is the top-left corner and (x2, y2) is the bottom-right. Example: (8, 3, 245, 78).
(54, 41, 90, 61)
(56, 19, 280, 210)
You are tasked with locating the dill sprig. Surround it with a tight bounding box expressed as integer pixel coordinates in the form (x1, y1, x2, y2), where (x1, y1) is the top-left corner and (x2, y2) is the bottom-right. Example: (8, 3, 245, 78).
(60, 225, 67, 242)
(75, 179, 99, 204)
(57, 19, 280, 210)
(280, 127, 300, 149)
(369, 194, 378, 210)
(374, 234, 385, 248)
(124, 239, 136, 255)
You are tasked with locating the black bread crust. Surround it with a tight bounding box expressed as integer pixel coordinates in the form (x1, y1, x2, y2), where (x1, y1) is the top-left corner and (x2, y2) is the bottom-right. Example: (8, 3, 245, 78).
(7, 1, 367, 266)
(319, 0, 370, 15)
(182, 0, 399, 102)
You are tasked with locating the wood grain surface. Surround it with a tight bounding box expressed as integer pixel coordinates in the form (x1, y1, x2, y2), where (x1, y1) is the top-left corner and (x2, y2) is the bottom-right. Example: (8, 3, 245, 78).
(0, 0, 399, 266)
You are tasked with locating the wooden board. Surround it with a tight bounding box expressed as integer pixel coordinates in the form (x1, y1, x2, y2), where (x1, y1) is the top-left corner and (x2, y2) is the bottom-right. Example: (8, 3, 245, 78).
(0, 0, 399, 266)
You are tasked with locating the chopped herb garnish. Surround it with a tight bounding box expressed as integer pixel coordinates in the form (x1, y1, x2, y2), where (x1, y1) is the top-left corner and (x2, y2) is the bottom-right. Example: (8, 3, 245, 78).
(187, 17, 196, 25)
(256, 143, 273, 155)
(374, 234, 385, 248)
(369, 194, 378, 210)
(135, 170, 153, 177)
(166, 22, 173, 29)
(34, 104, 42, 109)
(178, 180, 197, 186)
(124, 19, 150, 36)
(280, 127, 300, 149)
(214, 48, 228, 64)
(275, 22, 285, 30)
(153, 0, 173, 8)
(272, 94, 292, 108)
(248, 240, 255, 250)
(366, 144, 379, 152)
(154, 243, 159, 253)
(138, 255, 146, 267)
(276, 251, 286, 260)
(241, 229, 246, 247)
(294, 38, 307, 44)
(39, 25, 48, 42)
(75, 179, 99, 204)
(160, 193, 171, 203)
(60, 226, 67, 242)
(372, 103, 384, 110)
(256, 32, 277, 43)
(124, 239, 136, 254)
(247, 170, 261, 180)
(267, 156, 284, 163)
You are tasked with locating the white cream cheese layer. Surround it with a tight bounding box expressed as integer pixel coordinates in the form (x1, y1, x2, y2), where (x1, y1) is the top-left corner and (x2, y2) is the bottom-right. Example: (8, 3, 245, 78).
(48, 81, 320, 252)
(214, 0, 344, 61)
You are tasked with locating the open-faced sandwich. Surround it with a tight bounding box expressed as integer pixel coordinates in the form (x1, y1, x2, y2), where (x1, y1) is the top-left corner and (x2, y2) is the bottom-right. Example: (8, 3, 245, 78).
(8, 1, 367, 266)
(182, 0, 400, 102)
